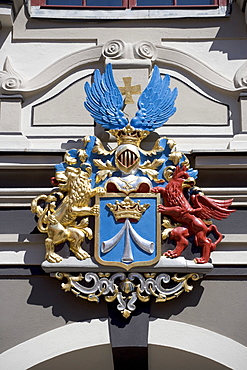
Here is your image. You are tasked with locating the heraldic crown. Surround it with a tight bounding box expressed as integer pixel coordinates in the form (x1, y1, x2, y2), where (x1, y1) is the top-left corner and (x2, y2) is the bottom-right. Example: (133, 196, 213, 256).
(106, 197, 150, 222)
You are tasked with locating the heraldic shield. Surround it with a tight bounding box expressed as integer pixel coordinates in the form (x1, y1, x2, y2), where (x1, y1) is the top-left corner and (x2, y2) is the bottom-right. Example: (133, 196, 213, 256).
(95, 193, 161, 270)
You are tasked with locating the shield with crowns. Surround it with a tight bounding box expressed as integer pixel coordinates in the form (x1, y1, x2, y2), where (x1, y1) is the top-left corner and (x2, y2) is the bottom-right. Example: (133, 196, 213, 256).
(94, 193, 161, 270)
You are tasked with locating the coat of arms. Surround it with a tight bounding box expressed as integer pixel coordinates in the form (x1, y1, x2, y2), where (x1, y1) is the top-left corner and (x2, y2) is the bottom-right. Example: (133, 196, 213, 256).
(31, 64, 234, 317)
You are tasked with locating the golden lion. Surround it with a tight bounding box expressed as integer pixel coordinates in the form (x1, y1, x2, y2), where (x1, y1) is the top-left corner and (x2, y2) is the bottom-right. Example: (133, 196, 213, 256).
(31, 166, 105, 263)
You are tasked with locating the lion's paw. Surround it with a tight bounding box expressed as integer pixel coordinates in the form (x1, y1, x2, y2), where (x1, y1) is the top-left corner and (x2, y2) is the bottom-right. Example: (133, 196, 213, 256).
(72, 249, 90, 260)
(91, 205, 100, 216)
(45, 252, 63, 263)
(97, 188, 106, 196)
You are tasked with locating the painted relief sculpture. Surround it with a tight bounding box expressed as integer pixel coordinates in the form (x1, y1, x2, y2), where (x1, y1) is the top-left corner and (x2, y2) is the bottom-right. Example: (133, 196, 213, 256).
(152, 166, 234, 264)
(31, 64, 235, 317)
(31, 165, 105, 263)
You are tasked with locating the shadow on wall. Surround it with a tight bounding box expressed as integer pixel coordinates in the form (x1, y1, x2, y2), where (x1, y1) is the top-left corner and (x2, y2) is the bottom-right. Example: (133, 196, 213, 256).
(150, 279, 204, 319)
(209, 3, 247, 60)
(27, 272, 204, 324)
(27, 274, 109, 323)
(61, 139, 84, 150)
(209, 38, 247, 61)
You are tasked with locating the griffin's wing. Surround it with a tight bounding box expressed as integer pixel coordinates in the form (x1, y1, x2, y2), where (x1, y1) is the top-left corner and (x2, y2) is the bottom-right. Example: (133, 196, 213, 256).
(191, 194, 235, 220)
(84, 64, 128, 130)
(130, 65, 178, 131)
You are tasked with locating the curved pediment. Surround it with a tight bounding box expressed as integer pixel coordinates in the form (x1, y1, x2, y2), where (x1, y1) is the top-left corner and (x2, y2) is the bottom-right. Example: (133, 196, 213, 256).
(0, 41, 243, 98)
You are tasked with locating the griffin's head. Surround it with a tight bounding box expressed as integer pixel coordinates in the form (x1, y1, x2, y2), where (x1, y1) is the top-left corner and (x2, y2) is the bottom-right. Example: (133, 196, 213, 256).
(172, 165, 196, 189)
(182, 176, 196, 189)
(172, 165, 188, 181)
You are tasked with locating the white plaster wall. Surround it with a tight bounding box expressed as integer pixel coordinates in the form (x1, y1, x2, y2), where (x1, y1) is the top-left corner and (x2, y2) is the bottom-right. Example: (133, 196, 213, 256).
(1, 318, 246, 370)
(0, 32, 96, 80)
(0, 2, 245, 85)
(149, 319, 247, 370)
(0, 2, 247, 149)
(162, 40, 247, 82)
(0, 320, 113, 370)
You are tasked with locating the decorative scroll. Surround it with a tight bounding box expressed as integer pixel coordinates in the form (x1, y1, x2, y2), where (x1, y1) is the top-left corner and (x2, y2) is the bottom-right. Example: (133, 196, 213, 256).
(134, 41, 157, 60)
(55, 272, 201, 318)
(102, 39, 125, 59)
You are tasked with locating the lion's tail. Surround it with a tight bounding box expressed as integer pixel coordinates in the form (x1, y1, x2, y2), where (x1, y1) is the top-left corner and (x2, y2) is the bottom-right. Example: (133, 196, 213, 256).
(31, 195, 50, 233)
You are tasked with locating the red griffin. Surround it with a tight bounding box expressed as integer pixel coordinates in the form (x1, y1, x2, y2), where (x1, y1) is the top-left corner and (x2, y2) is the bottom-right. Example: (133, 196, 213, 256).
(152, 165, 235, 264)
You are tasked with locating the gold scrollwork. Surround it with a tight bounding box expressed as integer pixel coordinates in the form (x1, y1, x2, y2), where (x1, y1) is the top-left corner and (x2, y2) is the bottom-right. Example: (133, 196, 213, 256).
(139, 158, 165, 182)
(93, 158, 117, 183)
(54, 272, 202, 318)
(55, 272, 84, 292)
(92, 137, 115, 156)
(172, 273, 201, 293)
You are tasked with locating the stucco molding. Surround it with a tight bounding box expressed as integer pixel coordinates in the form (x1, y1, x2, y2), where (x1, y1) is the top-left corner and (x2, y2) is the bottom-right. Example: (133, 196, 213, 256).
(156, 46, 237, 93)
(149, 319, 247, 370)
(1, 319, 246, 369)
(234, 60, 247, 88)
(0, 46, 102, 96)
(0, 58, 23, 91)
(0, 188, 52, 207)
(102, 39, 126, 60)
(0, 320, 112, 370)
(0, 42, 244, 99)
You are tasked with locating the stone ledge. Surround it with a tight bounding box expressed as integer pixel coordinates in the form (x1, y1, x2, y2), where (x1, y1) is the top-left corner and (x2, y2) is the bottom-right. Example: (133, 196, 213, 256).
(42, 256, 213, 274)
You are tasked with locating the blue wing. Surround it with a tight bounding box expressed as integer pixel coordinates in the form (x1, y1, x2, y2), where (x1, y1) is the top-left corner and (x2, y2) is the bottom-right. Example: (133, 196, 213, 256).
(84, 64, 128, 130)
(130, 65, 178, 131)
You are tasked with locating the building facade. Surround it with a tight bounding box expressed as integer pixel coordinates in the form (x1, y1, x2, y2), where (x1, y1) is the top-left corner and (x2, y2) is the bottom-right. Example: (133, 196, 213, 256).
(0, 0, 247, 368)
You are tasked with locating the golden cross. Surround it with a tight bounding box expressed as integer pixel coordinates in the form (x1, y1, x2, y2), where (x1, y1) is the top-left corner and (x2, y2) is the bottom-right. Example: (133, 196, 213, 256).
(119, 77, 141, 104)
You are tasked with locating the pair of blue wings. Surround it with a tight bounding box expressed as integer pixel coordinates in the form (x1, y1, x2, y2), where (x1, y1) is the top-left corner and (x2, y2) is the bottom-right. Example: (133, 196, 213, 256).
(84, 64, 178, 131)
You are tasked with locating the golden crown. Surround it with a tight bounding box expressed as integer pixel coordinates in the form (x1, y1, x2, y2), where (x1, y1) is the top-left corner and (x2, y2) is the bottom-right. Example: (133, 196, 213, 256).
(106, 196, 150, 222)
(109, 124, 150, 147)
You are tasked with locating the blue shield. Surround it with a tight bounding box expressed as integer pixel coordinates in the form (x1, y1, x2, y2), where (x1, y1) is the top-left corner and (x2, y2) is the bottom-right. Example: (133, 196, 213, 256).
(94, 193, 161, 270)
